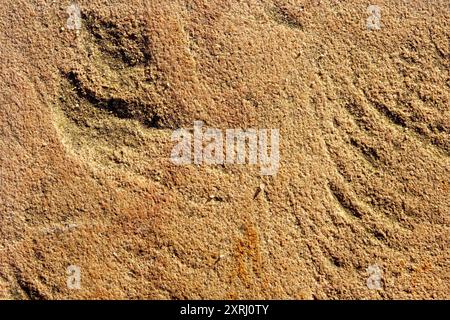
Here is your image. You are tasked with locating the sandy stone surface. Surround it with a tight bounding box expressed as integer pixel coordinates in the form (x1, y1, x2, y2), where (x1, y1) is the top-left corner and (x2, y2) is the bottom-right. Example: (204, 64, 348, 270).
(0, 0, 448, 299)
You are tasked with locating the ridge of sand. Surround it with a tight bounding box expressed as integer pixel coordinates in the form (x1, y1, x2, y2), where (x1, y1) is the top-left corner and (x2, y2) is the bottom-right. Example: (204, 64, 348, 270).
(0, 0, 448, 299)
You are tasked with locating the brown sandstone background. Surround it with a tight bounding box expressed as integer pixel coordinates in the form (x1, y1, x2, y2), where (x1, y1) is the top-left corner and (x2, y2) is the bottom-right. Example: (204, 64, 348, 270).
(0, 0, 449, 299)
